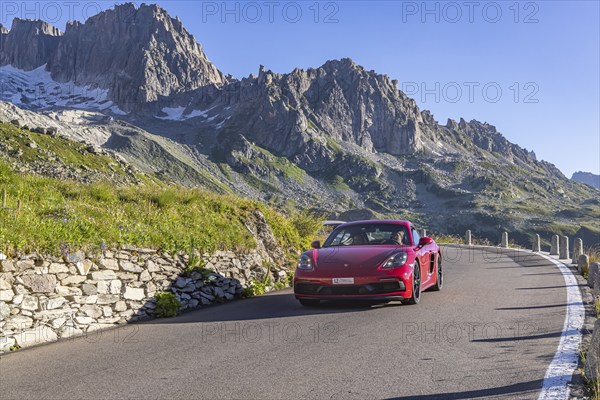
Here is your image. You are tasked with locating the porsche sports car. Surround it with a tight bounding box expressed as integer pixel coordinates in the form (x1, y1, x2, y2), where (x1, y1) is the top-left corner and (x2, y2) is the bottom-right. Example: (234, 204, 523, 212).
(294, 220, 442, 306)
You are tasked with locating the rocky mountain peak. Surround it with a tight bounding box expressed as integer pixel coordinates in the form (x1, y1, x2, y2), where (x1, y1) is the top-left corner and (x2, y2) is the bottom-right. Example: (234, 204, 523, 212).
(0, 18, 62, 70)
(47, 3, 227, 110)
(218, 57, 424, 159)
(9, 18, 62, 36)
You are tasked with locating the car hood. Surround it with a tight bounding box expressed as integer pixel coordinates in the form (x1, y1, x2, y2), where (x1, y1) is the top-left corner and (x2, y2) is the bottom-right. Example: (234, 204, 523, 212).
(313, 245, 411, 276)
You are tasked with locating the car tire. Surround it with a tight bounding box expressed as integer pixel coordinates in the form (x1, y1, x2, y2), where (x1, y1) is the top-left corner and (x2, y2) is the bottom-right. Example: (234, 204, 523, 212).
(298, 298, 320, 307)
(431, 253, 443, 291)
(405, 260, 421, 305)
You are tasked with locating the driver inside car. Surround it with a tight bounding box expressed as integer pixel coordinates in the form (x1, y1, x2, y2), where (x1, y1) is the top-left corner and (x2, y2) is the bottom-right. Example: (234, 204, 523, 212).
(391, 229, 409, 245)
(351, 233, 367, 245)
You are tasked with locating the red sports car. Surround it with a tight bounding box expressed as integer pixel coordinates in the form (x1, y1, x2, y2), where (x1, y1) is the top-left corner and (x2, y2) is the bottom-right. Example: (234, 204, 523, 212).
(294, 220, 442, 306)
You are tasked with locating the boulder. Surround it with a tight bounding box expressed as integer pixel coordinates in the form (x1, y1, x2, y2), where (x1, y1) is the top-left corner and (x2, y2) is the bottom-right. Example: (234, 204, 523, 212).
(0, 260, 15, 272)
(76, 260, 94, 275)
(66, 251, 86, 264)
(113, 301, 127, 312)
(14, 325, 58, 348)
(21, 274, 57, 293)
(55, 286, 83, 296)
(61, 275, 87, 285)
(81, 283, 98, 295)
(49, 263, 69, 273)
(81, 305, 102, 319)
(96, 294, 119, 305)
(0, 274, 14, 290)
(99, 258, 119, 271)
(46, 296, 66, 310)
(119, 260, 143, 273)
(139, 270, 152, 282)
(123, 287, 144, 301)
(20, 295, 39, 311)
(15, 260, 35, 271)
(0, 289, 14, 301)
(46, 127, 59, 137)
(109, 280, 122, 295)
(0, 301, 11, 319)
(91, 270, 117, 281)
(4, 315, 34, 330)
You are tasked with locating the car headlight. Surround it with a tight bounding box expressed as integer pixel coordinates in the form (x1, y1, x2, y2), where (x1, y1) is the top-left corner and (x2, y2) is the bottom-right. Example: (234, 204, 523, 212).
(297, 254, 313, 270)
(382, 252, 408, 269)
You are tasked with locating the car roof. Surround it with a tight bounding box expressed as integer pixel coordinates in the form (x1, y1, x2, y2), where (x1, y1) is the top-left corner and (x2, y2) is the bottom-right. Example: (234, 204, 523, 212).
(322, 220, 347, 227)
(336, 219, 412, 228)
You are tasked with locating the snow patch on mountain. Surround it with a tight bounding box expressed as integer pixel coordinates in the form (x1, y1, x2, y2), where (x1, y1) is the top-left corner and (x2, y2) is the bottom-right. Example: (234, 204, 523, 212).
(0, 64, 127, 115)
(155, 106, 218, 121)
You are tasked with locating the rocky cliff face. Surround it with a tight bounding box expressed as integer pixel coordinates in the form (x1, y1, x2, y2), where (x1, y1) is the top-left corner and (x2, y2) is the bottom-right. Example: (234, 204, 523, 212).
(48, 3, 227, 110)
(0, 4, 226, 111)
(212, 60, 423, 160)
(0, 19, 62, 70)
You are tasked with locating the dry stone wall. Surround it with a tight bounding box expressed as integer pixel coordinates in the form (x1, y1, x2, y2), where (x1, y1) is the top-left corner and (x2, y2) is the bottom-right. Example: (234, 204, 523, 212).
(0, 247, 289, 352)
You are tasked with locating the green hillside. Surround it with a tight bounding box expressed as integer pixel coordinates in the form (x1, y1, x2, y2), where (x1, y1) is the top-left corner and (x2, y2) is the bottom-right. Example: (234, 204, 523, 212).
(0, 123, 320, 258)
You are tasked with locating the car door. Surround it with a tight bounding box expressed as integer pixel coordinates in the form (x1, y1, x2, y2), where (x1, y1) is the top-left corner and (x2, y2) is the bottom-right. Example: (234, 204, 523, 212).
(412, 227, 432, 285)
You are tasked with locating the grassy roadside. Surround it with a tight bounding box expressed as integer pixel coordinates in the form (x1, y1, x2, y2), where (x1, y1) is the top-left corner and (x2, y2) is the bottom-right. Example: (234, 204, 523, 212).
(580, 247, 600, 399)
(0, 125, 322, 258)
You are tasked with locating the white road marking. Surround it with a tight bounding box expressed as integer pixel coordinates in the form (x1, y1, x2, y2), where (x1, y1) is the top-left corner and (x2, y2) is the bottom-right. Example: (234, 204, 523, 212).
(536, 253, 585, 400)
(443, 245, 585, 399)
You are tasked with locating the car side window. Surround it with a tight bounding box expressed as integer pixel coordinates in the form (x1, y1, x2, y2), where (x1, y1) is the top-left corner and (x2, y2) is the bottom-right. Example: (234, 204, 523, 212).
(330, 231, 351, 246)
(411, 228, 420, 245)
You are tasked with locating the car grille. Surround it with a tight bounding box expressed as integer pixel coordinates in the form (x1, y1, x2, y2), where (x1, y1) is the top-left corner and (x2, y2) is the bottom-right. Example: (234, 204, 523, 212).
(295, 281, 404, 296)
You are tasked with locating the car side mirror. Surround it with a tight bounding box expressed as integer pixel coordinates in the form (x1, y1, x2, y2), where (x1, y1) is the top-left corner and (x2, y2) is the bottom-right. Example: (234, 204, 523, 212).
(311, 240, 321, 249)
(418, 237, 433, 247)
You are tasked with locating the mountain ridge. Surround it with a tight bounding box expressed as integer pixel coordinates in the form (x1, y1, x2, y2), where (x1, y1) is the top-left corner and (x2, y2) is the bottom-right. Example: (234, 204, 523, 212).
(0, 3, 597, 247)
(572, 171, 600, 190)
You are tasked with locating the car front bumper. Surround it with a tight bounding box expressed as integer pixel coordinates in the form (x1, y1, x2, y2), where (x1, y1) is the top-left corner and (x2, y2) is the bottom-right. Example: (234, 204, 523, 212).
(294, 278, 409, 301)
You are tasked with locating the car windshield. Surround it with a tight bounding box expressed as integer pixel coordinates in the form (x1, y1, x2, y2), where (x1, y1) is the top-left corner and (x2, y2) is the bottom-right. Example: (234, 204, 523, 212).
(323, 224, 411, 247)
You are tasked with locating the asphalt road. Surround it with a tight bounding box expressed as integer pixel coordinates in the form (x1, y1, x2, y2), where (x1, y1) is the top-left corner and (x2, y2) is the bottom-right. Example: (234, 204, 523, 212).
(0, 247, 576, 399)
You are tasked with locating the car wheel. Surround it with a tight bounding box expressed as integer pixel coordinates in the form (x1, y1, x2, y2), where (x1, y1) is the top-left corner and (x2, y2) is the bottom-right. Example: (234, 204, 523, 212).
(298, 298, 320, 307)
(406, 260, 421, 305)
(431, 253, 443, 291)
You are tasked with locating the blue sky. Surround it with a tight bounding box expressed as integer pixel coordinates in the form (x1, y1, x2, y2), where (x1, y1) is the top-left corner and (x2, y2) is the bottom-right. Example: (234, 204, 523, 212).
(4, 1, 599, 176)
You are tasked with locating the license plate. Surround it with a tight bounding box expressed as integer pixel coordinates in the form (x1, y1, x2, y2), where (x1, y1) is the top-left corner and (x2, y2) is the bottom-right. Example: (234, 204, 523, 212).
(332, 278, 354, 285)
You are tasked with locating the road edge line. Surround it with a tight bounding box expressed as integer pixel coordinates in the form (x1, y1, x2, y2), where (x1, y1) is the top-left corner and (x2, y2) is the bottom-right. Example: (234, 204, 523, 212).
(441, 244, 585, 399)
(535, 253, 584, 400)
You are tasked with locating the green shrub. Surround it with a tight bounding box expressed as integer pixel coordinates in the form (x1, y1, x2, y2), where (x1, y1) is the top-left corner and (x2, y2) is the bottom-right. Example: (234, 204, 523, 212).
(242, 278, 271, 297)
(291, 211, 324, 247)
(154, 292, 182, 318)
